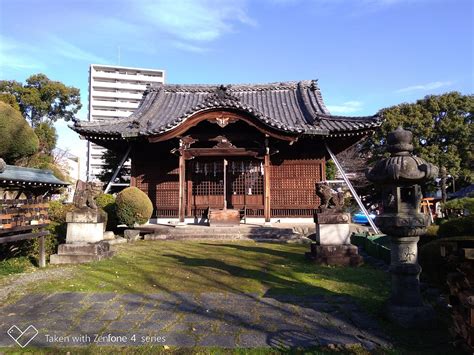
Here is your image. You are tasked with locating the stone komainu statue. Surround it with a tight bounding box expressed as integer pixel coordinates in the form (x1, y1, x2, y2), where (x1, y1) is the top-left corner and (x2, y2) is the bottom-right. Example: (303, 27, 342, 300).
(73, 180, 103, 210)
(316, 182, 345, 210)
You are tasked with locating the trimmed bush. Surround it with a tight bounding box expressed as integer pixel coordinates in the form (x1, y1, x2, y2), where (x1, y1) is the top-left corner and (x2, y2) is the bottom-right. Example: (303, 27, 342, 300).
(96, 193, 119, 231)
(443, 197, 474, 215)
(438, 215, 474, 238)
(116, 187, 153, 227)
(0, 101, 39, 163)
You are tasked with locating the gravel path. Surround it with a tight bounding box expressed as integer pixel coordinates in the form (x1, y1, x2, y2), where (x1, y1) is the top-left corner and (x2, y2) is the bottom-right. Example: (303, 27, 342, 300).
(0, 267, 75, 303)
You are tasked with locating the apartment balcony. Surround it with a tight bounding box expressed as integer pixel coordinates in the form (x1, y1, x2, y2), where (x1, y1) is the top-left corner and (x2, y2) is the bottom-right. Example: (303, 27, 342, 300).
(90, 110, 132, 118)
(91, 100, 140, 110)
(91, 71, 164, 83)
(92, 91, 144, 100)
(92, 81, 150, 91)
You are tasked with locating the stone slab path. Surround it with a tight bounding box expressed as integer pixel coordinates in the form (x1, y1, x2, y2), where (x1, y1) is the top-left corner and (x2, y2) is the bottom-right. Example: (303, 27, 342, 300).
(0, 292, 391, 350)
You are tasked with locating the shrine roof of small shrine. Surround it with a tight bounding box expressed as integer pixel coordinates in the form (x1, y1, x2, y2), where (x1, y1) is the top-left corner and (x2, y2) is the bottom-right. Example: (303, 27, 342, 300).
(72, 80, 382, 140)
(0, 164, 69, 187)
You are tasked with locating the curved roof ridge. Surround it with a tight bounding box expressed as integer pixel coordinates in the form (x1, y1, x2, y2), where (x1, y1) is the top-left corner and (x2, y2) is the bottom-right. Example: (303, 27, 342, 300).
(71, 79, 382, 139)
(146, 80, 320, 93)
(318, 113, 381, 121)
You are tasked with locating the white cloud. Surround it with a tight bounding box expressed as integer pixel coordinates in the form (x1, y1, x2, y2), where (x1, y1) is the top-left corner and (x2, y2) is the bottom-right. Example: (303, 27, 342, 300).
(131, 0, 255, 51)
(0, 35, 45, 72)
(395, 81, 453, 93)
(326, 101, 363, 114)
(49, 36, 108, 64)
(171, 41, 209, 53)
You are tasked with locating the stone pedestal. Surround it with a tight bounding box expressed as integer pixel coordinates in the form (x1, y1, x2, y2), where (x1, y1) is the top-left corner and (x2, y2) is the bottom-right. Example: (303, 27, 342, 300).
(306, 243, 363, 266)
(50, 209, 114, 264)
(65, 210, 106, 244)
(306, 211, 363, 266)
(385, 236, 435, 327)
(50, 241, 114, 264)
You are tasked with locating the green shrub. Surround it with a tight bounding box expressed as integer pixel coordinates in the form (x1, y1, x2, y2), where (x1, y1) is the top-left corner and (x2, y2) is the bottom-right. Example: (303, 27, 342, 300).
(0, 256, 34, 276)
(96, 193, 119, 231)
(424, 224, 439, 237)
(0, 201, 74, 266)
(438, 215, 474, 238)
(0, 101, 39, 163)
(443, 197, 474, 215)
(48, 200, 74, 223)
(28, 201, 74, 261)
(116, 187, 153, 227)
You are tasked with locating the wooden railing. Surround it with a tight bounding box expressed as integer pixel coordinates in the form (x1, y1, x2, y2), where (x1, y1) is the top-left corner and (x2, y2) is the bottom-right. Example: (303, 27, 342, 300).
(0, 198, 50, 267)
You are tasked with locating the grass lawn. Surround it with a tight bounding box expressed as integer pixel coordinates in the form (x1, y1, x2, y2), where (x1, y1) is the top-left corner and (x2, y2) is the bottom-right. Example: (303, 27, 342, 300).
(18, 241, 390, 313)
(0, 240, 462, 354)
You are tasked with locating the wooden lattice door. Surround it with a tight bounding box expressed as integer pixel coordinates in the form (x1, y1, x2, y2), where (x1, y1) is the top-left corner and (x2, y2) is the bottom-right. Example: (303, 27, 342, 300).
(188, 158, 264, 217)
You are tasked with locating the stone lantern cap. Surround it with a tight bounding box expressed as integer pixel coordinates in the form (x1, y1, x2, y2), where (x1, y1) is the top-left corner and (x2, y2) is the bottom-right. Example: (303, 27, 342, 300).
(366, 126, 438, 184)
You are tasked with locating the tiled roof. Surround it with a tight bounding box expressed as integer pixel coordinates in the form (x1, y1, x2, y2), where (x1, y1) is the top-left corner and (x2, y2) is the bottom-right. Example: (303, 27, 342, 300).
(0, 164, 69, 187)
(72, 80, 381, 138)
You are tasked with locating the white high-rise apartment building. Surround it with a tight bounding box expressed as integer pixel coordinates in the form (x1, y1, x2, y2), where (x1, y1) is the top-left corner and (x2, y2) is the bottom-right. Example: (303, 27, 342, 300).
(87, 64, 165, 181)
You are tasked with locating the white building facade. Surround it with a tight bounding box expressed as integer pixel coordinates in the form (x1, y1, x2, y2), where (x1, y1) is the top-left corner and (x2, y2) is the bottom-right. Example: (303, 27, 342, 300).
(87, 64, 165, 181)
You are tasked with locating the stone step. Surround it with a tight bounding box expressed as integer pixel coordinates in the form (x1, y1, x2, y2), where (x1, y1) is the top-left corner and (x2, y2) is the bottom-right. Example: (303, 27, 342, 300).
(142, 232, 306, 242)
(50, 251, 115, 264)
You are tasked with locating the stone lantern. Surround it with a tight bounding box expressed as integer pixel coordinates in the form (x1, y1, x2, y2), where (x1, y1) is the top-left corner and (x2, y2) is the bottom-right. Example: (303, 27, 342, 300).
(366, 126, 438, 327)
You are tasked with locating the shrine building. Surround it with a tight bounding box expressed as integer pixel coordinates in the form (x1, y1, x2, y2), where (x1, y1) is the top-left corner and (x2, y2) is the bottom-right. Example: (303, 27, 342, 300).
(72, 80, 381, 224)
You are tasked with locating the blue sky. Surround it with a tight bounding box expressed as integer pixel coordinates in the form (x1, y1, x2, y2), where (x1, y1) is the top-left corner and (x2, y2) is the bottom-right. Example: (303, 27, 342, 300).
(1, 0, 472, 172)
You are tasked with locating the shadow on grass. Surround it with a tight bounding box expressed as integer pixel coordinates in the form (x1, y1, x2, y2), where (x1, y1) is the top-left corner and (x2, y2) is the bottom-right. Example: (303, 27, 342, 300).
(3, 241, 461, 353)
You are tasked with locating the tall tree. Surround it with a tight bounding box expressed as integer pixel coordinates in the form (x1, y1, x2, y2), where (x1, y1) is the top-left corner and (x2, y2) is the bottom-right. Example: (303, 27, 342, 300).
(0, 73, 82, 127)
(364, 92, 473, 189)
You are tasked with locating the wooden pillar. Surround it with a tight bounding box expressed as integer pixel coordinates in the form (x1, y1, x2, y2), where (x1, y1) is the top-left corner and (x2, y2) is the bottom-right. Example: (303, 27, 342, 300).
(264, 139, 271, 223)
(39, 235, 46, 267)
(178, 153, 186, 223)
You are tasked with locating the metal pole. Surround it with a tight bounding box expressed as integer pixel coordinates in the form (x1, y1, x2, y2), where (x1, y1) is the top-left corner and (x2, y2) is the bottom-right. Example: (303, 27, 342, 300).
(104, 145, 132, 194)
(325, 143, 381, 234)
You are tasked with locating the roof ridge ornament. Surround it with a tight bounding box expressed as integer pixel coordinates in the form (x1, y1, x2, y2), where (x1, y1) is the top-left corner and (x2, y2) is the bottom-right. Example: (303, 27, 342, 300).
(205, 85, 240, 103)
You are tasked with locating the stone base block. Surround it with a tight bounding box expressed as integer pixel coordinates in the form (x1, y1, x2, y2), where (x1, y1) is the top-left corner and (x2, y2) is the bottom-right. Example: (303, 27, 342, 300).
(66, 209, 106, 223)
(385, 303, 436, 328)
(105, 237, 127, 245)
(316, 223, 351, 245)
(144, 234, 168, 240)
(124, 229, 141, 241)
(50, 241, 114, 264)
(306, 243, 363, 267)
(66, 222, 105, 244)
(50, 253, 114, 264)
